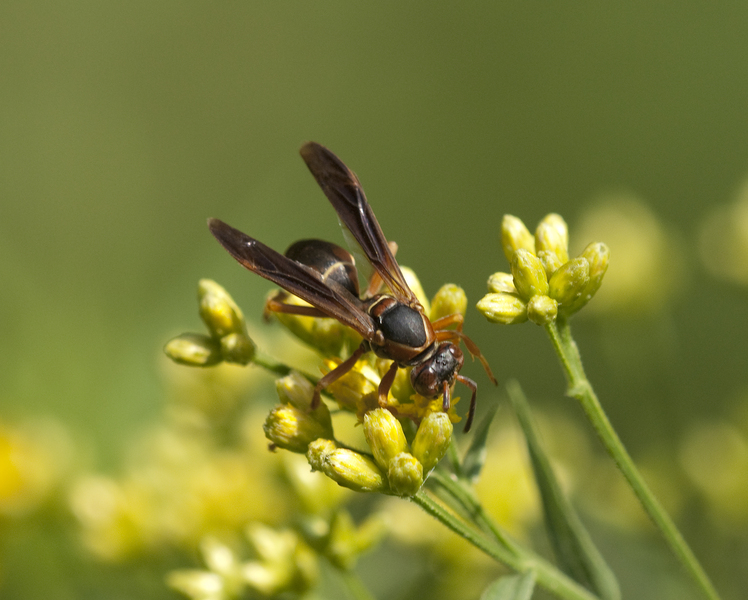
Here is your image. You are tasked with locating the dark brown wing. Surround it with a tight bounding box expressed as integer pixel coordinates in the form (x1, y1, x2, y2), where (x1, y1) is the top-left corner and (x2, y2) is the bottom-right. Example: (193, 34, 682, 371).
(299, 142, 421, 307)
(208, 218, 376, 338)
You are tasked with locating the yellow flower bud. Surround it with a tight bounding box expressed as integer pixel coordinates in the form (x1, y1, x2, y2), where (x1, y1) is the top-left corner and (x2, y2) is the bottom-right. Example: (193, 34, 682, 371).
(537, 250, 564, 279)
(526, 294, 559, 325)
(219, 332, 255, 365)
(501, 215, 536, 263)
(163, 333, 222, 366)
(549, 257, 590, 309)
(511, 249, 549, 299)
(535, 213, 569, 265)
(387, 452, 424, 497)
(275, 372, 315, 409)
(412, 412, 453, 473)
(363, 409, 409, 472)
(167, 570, 225, 599)
(264, 405, 333, 454)
(561, 242, 610, 315)
(486, 272, 517, 294)
(307, 440, 388, 493)
(476, 293, 528, 325)
(198, 279, 247, 338)
(429, 284, 467, 322)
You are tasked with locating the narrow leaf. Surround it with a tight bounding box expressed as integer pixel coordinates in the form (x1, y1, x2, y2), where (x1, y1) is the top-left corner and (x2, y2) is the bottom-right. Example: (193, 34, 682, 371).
(507, 380, 620, 600)
(462, 403, 499, 482)
(480, 571, 536, 600)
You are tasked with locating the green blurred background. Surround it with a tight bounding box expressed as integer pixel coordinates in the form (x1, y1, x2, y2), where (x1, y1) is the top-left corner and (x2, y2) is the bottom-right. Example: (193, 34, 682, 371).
(2, 2, 748, 599)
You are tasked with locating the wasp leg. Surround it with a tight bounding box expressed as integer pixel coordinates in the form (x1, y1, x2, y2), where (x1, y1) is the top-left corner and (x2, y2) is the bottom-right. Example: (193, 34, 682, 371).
(311, 343, 367, 409)
(377, 361, 399, 408)
(456, 375, 478, 433)
(431, 312, 464, 332)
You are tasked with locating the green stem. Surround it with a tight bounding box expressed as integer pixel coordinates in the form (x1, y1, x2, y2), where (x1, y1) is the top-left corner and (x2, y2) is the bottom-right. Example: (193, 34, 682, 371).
(411, 490, 600, 600)
(335, 567, 377, 600)
(545, 318, 721, 600)
(252, 352, 320, 384)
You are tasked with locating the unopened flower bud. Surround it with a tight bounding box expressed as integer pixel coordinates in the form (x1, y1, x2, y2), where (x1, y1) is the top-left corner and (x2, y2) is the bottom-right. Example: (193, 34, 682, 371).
(387, 452, 424, 497)
(307, 440, 387, 493)
(535, 213, 569, 265)
(164, 333, 222, 366)
(537, 250, 564, 278)
(198, 279, 247, 338)
(501, 215, 536, 263)
(220, 332, 255, 365)
(264, 405, 333, 454)
(476, 293, 528, 325)
(487, 272, 517, 294)
(511, 249, 549, 299)
(167, 570, 225, 599)
(548, 257, 590, 309)
(363, 409, 409, 472)
(561, 242, 610, 315)
(430, 284, 467, 322)
(412, 412, 453, 473)
(527, 294, 559, 325)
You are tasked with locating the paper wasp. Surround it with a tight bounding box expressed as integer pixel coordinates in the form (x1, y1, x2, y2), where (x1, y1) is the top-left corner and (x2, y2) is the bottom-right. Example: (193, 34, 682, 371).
(208, 142, 495, 431)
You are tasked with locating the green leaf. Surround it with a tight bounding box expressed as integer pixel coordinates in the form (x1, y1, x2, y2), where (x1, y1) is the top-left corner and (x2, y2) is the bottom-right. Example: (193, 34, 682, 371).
(480, 571, 536, 600)
(461, 403, 499, 482)
(507, 380, 620, 600)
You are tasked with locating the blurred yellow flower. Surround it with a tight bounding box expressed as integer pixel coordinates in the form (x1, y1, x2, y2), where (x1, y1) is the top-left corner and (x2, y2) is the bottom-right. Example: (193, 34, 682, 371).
(574, 194, 683, 314)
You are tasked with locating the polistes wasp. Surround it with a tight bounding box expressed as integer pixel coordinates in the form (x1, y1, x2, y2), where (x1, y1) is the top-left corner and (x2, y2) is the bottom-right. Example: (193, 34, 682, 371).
(208, 142, 496, 431)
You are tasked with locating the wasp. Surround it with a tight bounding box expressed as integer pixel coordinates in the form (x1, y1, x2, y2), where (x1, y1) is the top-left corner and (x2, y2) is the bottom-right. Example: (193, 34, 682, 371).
(208, 142, 495, 431)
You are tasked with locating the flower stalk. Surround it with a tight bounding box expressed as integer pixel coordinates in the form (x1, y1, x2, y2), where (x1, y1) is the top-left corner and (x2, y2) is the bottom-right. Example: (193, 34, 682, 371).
(546, 317, 721, 600)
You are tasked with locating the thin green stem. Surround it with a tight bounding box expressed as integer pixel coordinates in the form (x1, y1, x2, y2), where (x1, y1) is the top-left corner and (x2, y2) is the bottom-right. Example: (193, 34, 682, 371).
(335, 567, 377, 600)
(411, 490, 600, 600)
(545, 318, 721, 600)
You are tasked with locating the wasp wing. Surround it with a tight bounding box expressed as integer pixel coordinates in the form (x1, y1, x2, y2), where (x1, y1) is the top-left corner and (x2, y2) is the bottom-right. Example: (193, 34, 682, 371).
(208, 218, 376, 338)
(299, 142, 420, 307)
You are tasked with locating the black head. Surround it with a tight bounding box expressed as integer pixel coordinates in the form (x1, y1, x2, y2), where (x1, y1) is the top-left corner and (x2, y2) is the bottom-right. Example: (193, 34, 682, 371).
(409, 342, 464, 400)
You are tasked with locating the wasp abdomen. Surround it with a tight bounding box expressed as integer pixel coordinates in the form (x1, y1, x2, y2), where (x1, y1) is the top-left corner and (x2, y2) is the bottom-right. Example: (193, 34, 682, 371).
(285, 239, 360, 297)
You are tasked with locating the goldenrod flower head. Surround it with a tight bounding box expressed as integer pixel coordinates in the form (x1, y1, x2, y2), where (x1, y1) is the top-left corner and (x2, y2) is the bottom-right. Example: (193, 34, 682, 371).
(511, 249, 549, 299)
(412, 411, 453, 474)
(548, 257, 590, 307)
(526, 294, 559, 326)
(387, 452, 424, 497)
(479, 212, 609, 324)
(476, 293, 528, 325)
(322, 357, 379, 415)
(306, 440, 388, 494)
(486, 272, 517, 294)
(164, 334, 223, 367)
(501, 214, 536, 262)
(218, 332, 255, 365)
(363, 408, 409, 472)
(430, 284, 467, 322)
(535, 213, 569, 267)
(264, 404, 333, 454)
(198, 279, 247, 338)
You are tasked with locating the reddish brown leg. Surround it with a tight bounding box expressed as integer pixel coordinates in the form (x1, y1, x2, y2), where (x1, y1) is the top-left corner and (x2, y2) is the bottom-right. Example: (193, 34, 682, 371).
(377, 361, 399, 408)
(442, 380, 451, 412)
(456, 375, 478, 433)
(431, 312, 464, 332)
(436, 329, 498, 386)
(311, 343, 367, 408)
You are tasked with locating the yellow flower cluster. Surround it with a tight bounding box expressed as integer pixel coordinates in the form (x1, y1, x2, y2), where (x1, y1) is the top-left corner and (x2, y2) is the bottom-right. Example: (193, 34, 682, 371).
(477, 214, 609, 325)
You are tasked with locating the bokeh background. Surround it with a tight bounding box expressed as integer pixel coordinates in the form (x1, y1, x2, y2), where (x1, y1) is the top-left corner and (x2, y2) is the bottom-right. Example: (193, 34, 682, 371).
(2, 3, 748, 599)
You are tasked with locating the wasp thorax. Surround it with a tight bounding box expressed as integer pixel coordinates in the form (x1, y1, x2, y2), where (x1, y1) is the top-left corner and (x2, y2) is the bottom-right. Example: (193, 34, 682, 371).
(410, 343, 464, 399)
